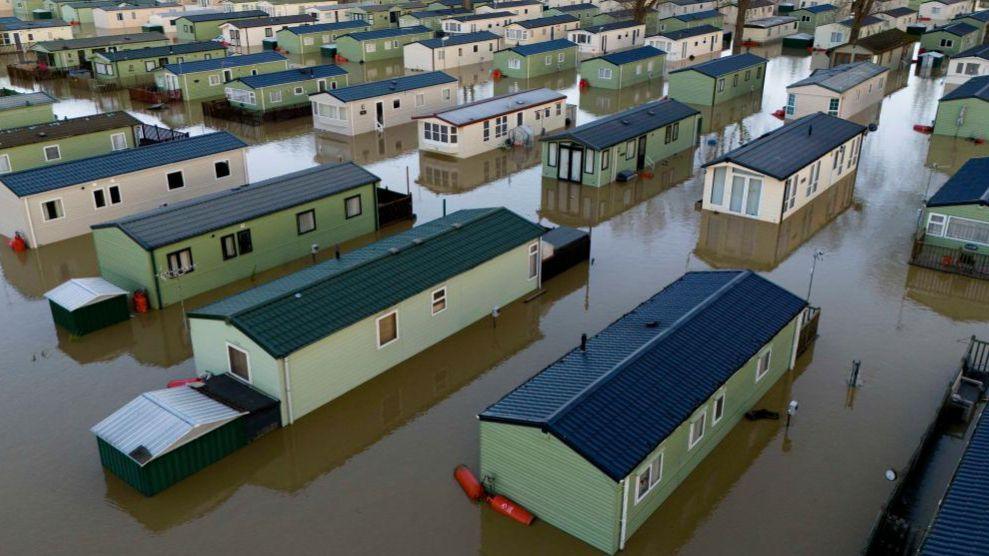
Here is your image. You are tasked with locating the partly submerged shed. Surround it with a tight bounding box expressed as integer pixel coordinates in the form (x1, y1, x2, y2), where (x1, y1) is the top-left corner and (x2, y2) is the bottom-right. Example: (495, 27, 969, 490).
(668, 52, 767, 105)
(45, 277, 129, 335)
(580, 45, 666, 89)
(933, 74, 989, 139)
(494, 38, 578, 78)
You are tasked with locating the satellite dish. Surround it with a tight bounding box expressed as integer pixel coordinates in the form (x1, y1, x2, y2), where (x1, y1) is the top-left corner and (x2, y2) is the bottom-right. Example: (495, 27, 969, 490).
(884, 469, 897, 481)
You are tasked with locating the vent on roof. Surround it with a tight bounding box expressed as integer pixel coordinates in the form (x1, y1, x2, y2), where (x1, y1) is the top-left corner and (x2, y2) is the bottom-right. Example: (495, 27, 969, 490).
(294, 292, 302, 299)
(389, 247, 400, 254)
(646, 110, 655, 116)
(621, 119, 630, 125)
(808, 124, 813, 135)
(451, 222, 462, 229)
(645, 320, 660, 328)
(412, 238, 423, 245)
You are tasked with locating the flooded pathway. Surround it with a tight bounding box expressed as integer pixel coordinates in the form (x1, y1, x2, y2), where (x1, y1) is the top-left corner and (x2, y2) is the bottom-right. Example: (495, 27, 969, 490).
(0, 44, 987, 555)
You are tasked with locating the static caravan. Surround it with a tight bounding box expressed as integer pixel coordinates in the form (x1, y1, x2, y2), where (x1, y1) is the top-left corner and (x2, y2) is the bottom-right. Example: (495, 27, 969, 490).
(540, 98, 700, 187)
(173, 10, 268, 42)
(0, 111, 140, 174)
(933, 74, 988, 138)
(0, 132, 248, 248)
(31, 32, 169, 70)
(186, 207, 546, 426)
(494, 38, 578, 78)
(219, 14, 316, 53)
(668, 52, 767, 105)
(591, 9, 660, 36)
(0, 90, 55, 131)
(442, 11, 515, 36)
(876, 6, 918, 30)
(225, 64, 348, 112)
(403, 31, 501, 71)
(311, 71, 458, 135)
(919, 0, 974, 25)
(344, 3, 402, 30)
(790, 4, 837, 34)
(827, 29, 917, 69)
(335, 26, 433, 62)
(657, 9, 723, 33)
(479, 270, 808, 554)
(503, 13, 577, 45)
(701, 112, 867, 223)
(720, 0, 775, 26)
(476, 0, 543, 20)
(646, 24, 721, 62)
(914, 157, 989, 265)
(546, 3, 599, 27)
(92, 3, 179, 30)
(399, 8, 471, 31)
(0, 18, 73, 53)
(945, 43, 989, 84)
(785, 61, 889, 120)
(921, 21, 980, 57)
(415, 88, 567, 158)
(155, 51, 290, 101)
(92, 162, 381, 309)
(657, 0, 718, 19)
(92, 42, 228, 87)
(275, 20, 370, 54)
(567, 20, 645, 55)
(954, 9, 989, 42)
(580, 45, 665, 90)
(742, 16, 799, 43)
(814, 15, 890, 50)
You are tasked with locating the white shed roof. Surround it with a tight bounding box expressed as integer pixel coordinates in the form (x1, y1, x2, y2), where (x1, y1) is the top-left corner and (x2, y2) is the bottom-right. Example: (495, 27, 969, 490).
(91, 386, 245, 466)
(44, 278, 128, 312)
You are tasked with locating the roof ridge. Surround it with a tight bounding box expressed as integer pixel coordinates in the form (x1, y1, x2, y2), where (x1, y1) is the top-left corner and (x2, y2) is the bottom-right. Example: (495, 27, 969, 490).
(544, 270, 751, 428)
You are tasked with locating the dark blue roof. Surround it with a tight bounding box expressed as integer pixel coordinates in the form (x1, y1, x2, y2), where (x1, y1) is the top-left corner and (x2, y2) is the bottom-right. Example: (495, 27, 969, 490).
(657, 24, 721, 40)
(235, 64, 347, 88)
(670, 9, 720, 21)
(179, 10, 267, 22)
(795, 4, 837, 13)
(163, 51, 286, 75)
(920, 409, 989, 555)
(542, 98, 698, 150)
(882, 6, 916, 16)
(704, 112, 866, 180)
(341, 25, 430, 41)
(591, 45, 666, 65)
(406, 8, 470, 19)
(581, 20, 641, 33)
(323, 71, 457, 102)
(957, 9, 989, 22)
(515, 14, 577, 28)
(281, 20, 368, 34)
(941, 74, 989, 102)
(927, 157, 989, 208)
(480, 270, 806, 481)
(449, 11, 514, 21)
(954, 43, 989, 60)
(925, 21, 978, 36)
(0, 18, 70, 30)
(96, 41, 225, 62)
(670, 52, 766, 77)
(555, 3, 597, 11)
(505, 38, 576, 56)
(0, 132, 246, 197)
(415, 31, 499, 48)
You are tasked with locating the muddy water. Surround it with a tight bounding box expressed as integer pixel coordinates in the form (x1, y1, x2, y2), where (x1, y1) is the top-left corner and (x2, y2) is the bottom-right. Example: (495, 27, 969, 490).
(1, 41, 988, 555)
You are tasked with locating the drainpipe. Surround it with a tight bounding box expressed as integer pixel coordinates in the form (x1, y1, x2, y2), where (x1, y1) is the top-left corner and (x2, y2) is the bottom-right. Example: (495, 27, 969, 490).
(21, 197, 38, 248)
(282, 356, 295, 425)
(619, 476, 630, 550)
(149, 250, 164, 309)
(790, 309, 804, 370)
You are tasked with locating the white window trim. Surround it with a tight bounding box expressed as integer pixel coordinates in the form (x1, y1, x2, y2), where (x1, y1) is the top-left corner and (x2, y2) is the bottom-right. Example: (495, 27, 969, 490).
(431, 286, 448, 316)
(166, 169, 185, 190)
(634, 451, 663, 504)
(755, 348, 772, 382)
(712, 390, 726, 426)
(688, 410, 706, 449)
(926, 212, 946, 236)
(0, 153, 11, 174)
(43, 144, 61, 162)
(110, 132, 127, 151)
(376, 310, 399, 348)
(214, 159, 230, 180)
(225, 342, 252, 383)
(39, 197, 64, 222)
(939, 214, 989, 247)
(528, 242, 539, 280)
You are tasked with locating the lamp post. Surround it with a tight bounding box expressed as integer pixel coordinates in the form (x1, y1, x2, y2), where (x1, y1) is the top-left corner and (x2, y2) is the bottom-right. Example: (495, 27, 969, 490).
(806, 249, 825, 303)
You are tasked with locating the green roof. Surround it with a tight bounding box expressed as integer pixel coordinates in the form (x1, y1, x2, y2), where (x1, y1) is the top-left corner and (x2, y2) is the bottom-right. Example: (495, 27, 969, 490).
(188, 208, 545, 358)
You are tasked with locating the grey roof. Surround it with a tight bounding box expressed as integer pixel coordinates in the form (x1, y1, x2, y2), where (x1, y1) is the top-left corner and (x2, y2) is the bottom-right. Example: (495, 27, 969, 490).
(448, 11, 514, 21)
(788, 61, 888, 93)
(178, 9, 267, 22)
(669, 52, 766, 77)
(580, 20, 641, 33)
(92, 162, 378, 250)
(926, 22, 978, 36)
(91, 386, 245, 466)
(542, 98, 699, 150)
(340, 25, 430, 41)
(487, 0, 541, 6)
(99, 2, 179, 10)
(45, 277, 127, 311)
(421, 88, 565, 126)
(669, 9, 720, 21)
(280, 20, 368, 34)
(957, 9, 989, 22)
(838, 14, 885, 27)
(881, 7, 916, 17)
(320, 71, 456, 102)
(924, 0, 970, 4)
(415, 31, 499, 48)
(235, 64, 347, 88)
(793, 4, 837, 13)
(0, 111, 139, 149)
(704, 112, 867, 180)
(954, 43, 989, 60)
(32, 32, 167, 51)
(0, 91, 56, 112)
(655, 24, 721, 41)
(225, 14, 315, 28)
(0, 132, 246, 197)
(590, 45, 666, 65)
(941, 74, 989, 102)
(503, 38, 576, 56)
(514, 14, 577, 28)
(0, 18, 70, 30)
(555, 3, 597, 11)
(94, 41, 225, 62)
(406, 8, 471, 19)
(926, 157, 989, 208)
(745, 15, 797, 28)
(163, 51, 286, 75)
(479, 270, 806, 481)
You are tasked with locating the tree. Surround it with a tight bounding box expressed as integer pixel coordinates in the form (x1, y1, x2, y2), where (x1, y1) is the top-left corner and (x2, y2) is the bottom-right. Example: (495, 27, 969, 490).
(612, 0, 661, 25)
(847, 0, 878, 43)
(731, 0, 752, 54)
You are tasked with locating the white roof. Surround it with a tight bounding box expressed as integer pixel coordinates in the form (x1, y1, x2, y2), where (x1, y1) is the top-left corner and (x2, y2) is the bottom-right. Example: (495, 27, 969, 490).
(91, 386, 246, 466)
(44, 278, 128, 312)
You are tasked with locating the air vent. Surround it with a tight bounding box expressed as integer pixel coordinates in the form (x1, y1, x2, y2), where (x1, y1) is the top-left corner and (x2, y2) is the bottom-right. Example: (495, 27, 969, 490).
(294, 293, 302, 299)
(646, 110, 655, 116)
(451, 222, 462, 229)
(412, 238, 423, 245)
(389, 247, 400, 254)
(645, 320, 659, 328)
(620, 119, 630, 125)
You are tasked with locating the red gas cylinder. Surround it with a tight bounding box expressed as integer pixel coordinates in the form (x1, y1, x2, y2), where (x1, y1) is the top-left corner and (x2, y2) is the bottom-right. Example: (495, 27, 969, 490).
(579, 78, 589, 88)
(491, 68, 502, 79)
(487, 495, 534, 526)
(7, 233, 27, 252)
(913, 124, 933, 134)
(454, 465, 485, 501)
(167, 378, 203, 388)
(133, 290, 149, 314)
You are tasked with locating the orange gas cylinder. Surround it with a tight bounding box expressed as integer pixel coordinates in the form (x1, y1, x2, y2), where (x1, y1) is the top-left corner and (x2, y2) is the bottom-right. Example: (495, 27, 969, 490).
(167, 378, 203, 388)
(579, 78, 589, 88)
(487, 495, 534, 526)
(133, 290, 149, 313)
(491, 69, 502, 79)
(7, 233, 26, 252)
(454, 465, 484, 501)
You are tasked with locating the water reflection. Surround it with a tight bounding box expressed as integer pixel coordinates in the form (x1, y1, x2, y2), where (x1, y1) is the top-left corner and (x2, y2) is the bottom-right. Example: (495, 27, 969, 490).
(906, 266, 989, 322)
(695, 176, 856, 270)
(0, 234, 99, 298)
(418, 145, 541, 194)
(491, 69, 578, 96)
(578, 79, 667, 117)
(316, 122, 420, 166)
(689, 90, 763, 135)
(925, 135, 989, 176)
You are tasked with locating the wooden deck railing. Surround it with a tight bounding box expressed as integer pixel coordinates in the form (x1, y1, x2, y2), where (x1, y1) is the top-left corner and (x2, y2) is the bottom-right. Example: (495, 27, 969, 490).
(797, 306, 820, 356)
(136, 124, 189, 146)
(377, 187, 413, 227)
(129, 86, 181, 104)
(910, 240, 989, 280)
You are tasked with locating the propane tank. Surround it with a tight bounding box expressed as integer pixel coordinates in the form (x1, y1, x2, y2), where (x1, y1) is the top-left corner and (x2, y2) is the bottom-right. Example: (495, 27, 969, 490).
(486, 495, 534, 526)
(7, 233, 27, 252)
(133, 290, 149, 313)
(492, 69, 502, 79)
(454, 465, 484, 501)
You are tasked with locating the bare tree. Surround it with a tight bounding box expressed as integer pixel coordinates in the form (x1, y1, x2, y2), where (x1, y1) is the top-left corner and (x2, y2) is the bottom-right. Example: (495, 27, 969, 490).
(612, 0, 662, 25)
(847, 0, 878, 43)
(731, 0, 752, 54)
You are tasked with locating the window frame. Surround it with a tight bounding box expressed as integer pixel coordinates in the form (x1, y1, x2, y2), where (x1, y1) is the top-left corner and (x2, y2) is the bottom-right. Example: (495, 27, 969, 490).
(110, 132, 128, 151)
(43, 144, 61, 162)
(166, 170, 185, 191)
(688, 410, 706, 449)
(344, 194, 363, 219)
(431, 286, 448, 315)
(225, 342, 252, 383)
(296, 209, 316, 235)
(712, 390, 726, 425)
(220, 233, 238, 260)
(165, 247, 194, 274)
(0, 153, 10, 174)
(527, 242, 539, 280)
(40, 197, 64, 222)
(376, 310, 399, 348)
(634, 452, 663, 504)
(755, 348, 772, 382)
(926, 212, 946, 236)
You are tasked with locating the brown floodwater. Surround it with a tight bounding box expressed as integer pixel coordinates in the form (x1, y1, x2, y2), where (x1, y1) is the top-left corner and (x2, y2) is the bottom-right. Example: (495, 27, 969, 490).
(1, 39, 988, 555)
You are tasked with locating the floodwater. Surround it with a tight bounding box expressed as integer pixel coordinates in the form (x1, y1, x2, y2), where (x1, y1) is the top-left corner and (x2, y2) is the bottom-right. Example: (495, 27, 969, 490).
(1, 35, 988, 555)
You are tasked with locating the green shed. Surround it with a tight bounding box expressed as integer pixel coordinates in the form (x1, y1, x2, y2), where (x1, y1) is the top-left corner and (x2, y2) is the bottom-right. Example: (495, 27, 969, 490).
(335, 25, 433, 63)
(44, 278, 130, 336)
(668, 52, 767, 105)
(933, 74, 988, 139)
(580, 45, 665, 89)
(920, 21, 980, 57)
(494, 38, 578, 79)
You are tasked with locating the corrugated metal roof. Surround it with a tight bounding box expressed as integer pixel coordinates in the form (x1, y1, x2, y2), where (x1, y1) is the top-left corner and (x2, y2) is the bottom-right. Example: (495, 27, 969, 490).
(341, 25, 430, 41)
(703, 112, 867, 180)
(838, 14, 884, 27)
(794, 4, 837, 13)
(669, 9, 720, 21)
(44, 277, 128, 311)
(100, 2, 179, 11)
(669, 52, 766, 77)
(788, 61, 888, 93)
(91, 386, 245, 466)
(590, 45, 666, 65)
(580, 20, 641, 33)
(488, 0, 541, 7)
(179, 9, 267, 22)
(882, 7, 916, 16)
(92, 162, 379, 249)
(235, 64, 346, 88)
(556, 3, 597, 11)
(225, 14, 314, 28)
(448, 11, 514, 21)
(926, 21, 979, 36)
(187, 208, 546, 358)
(320, 71, 456, 102)
(421, 88, 565, 125)
(281, 20, 368, 34)
(415, 31, 499, 48)
(0, 132, 246, 197)
(515, 14, 577, 28)
(958, 9, 989, 22)
(655, 24, 721, 40)
(541, 98, 699, 150)
(96, 41, 225, 62)
(838, 28, 916, 52)
(926, 157, 989, 208)
(0, 18, 70, 30)
(406, 8, 471, 19)
(941, 74, 989, 102)
(954, 43, 989, 60)
(745, 15, 797, 28)
(163, 51, 286, 75)
(33, 32, 166, 51)
(504, 38, 576, 56)
(920, 408, 989, 555)
(0, 111, 139, 149)
(0, 91, 56, 112)
(480, 270, 806, 481)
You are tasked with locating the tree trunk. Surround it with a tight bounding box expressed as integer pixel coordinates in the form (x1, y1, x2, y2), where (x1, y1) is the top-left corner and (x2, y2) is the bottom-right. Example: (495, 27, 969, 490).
(732, 0, 751, 54)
